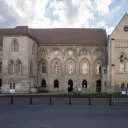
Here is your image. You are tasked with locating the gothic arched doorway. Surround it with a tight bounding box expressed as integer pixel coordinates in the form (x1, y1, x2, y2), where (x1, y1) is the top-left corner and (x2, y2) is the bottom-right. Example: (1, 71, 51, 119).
(54, 79, 59, 88)
(68, 79, 73, 92)
(96, 80, 101, 92)
(82, 80, 87, 88)
(41, 79, 46, 88)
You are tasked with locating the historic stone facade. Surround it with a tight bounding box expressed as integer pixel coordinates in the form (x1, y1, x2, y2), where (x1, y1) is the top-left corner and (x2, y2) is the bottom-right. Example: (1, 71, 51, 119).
(0, 13, 128, 93)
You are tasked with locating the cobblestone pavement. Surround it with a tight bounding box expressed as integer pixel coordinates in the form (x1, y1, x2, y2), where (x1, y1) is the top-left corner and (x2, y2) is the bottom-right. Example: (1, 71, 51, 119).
(0, 105, 128, 128)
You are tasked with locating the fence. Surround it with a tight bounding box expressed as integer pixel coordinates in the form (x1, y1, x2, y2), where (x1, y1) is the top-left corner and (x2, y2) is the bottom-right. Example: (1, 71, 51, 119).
(0, 96, 112, 106)
(112, 85, 128, 105)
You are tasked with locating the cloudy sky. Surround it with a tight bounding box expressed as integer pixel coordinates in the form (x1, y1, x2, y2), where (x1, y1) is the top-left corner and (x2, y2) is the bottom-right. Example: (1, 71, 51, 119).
(0, 0, 128, 35)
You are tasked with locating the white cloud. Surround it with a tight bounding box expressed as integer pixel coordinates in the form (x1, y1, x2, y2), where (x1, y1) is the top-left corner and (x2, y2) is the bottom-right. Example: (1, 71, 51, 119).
(111, 6, 121, 13)
(50, 0, 94, 28)
(94, 0, 114, 16)
(4, 0, 51, 27)
(0, 0, 117, 34)
(96, 20, 114, 34)
(0, 15, 6, 22)
(97, 20, 106, 27)
(106, 26, 115, 35)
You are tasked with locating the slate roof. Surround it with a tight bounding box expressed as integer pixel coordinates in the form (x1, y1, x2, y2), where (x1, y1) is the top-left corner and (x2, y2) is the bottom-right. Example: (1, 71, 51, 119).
(0, 26, 107, 46)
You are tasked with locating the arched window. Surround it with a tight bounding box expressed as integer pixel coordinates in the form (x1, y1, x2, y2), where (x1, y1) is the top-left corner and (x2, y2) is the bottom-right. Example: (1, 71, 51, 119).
(81, 62, 88, 74)
(54, 79, 59, 88)
(16, 60, 22, 73)
(82, 80, 87, 88)
(54, 61, 60, 74)
(67, 61, 75, 75)
(41, 79, 46, 88)
(119, 53, 126, 72)
(12, 39, 18, 52)
(0, 61, 2, 73)
(32, 43, 36, 55)
(42, 62, 46, 73)
(8, 60, 15, 74)
(96, 61, 102, 74)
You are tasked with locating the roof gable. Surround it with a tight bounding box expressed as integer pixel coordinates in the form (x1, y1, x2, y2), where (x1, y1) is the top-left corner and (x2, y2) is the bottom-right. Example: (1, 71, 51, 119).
(110, 13, 128, 39)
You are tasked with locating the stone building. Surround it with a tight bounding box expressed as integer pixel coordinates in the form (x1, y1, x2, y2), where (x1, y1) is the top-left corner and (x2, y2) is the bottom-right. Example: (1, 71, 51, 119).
(0, 13, 128, 93)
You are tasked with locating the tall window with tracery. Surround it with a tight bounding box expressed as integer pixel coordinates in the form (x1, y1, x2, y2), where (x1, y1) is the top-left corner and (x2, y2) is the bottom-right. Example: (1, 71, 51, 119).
(54, 61, 60, 74)
(82, 62, 88, 74)
(42, 62, 46, 73)
(9, 60, 15, 74)
(68, 61, 74, 75)
(16, 60, 22, 73)
(12, 39, 18, 52)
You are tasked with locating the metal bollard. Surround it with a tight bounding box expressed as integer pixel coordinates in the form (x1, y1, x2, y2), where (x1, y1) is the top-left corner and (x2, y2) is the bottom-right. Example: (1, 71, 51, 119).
(30, 96, 32, 105)
(88, 97, 91, 105)
(49, 97, 52, 105)
(109, 97, 112, 106)
(10, 95, 13, 105)
(68, 97, 71, 105)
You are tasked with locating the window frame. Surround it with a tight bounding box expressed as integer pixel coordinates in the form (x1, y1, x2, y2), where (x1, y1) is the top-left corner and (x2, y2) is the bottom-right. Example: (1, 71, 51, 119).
(12, 39, 19, 52)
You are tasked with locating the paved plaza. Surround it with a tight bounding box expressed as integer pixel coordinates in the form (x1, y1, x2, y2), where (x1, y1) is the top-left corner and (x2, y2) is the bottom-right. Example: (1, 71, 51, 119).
(0, 105, 128, 128)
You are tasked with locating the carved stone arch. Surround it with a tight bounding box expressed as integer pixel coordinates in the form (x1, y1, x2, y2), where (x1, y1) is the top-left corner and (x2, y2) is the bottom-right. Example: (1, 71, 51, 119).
(8, 59, 15, 74)
(79, 57, 91, 66)
(51, 58, 62, 75)
(15, 58, 22, 63)
(38, 58, 47, 64)
(65, 58, 76, 66)
(51, 57, 62, 65)
(38, 58, 48, 73)
(15, 59, 22, 73)
(65, 58, 76, 75)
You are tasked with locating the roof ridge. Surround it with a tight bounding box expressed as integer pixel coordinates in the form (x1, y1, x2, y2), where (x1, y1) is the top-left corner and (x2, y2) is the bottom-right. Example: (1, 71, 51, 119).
(29, 28, 104, 30)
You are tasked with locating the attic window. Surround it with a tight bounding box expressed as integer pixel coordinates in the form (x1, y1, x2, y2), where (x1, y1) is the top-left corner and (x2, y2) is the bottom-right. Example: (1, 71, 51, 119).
(124, 25, 128, 32)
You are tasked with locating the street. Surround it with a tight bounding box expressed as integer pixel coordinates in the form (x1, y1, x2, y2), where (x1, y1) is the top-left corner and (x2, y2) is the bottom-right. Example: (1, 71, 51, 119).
(0, 105, 128, 128)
